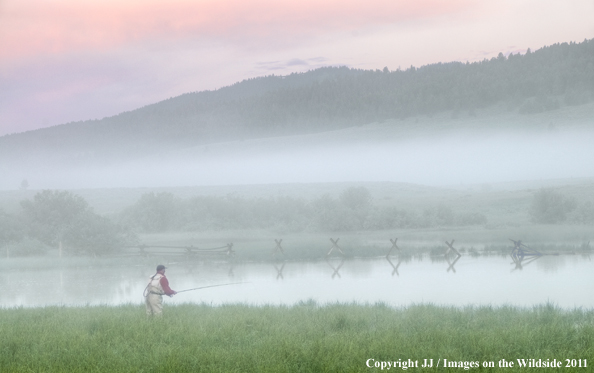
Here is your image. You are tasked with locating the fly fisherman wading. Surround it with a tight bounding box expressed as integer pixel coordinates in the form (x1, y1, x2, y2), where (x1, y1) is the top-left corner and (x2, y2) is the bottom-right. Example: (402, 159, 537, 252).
(144, 264, 177, 317)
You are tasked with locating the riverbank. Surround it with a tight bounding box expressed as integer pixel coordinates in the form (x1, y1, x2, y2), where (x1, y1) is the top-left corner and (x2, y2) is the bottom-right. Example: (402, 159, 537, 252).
(136, 225, 593, 262)
(2, 177, 594, 262)
(1, 303, 592, 372)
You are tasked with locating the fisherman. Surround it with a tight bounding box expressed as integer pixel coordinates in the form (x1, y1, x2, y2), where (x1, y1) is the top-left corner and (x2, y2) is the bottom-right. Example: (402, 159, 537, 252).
(144, 264, 177, 317)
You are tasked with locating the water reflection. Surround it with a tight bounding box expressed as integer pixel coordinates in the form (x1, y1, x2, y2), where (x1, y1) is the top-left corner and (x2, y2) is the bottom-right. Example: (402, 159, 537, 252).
(273, 262, 285, 280)
(510, 254, 541, 272)
(1, 253, 593, 309)
(445, 254, 461, 273)
(385, 256, 401, 276)
(325, 257, 345, 279)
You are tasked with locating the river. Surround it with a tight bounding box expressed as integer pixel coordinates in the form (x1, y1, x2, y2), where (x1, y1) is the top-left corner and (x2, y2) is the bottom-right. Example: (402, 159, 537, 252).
(1, 253, 592, 309)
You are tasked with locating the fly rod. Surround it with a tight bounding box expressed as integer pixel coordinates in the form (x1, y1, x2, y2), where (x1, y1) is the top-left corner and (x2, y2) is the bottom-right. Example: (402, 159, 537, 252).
(176, 282, 250, 293)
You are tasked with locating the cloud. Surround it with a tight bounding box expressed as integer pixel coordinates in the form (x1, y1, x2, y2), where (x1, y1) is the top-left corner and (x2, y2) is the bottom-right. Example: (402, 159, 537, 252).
(286, 59, 309, 66)
(0, 0, 474, 63)
(255, 57, 334, 71)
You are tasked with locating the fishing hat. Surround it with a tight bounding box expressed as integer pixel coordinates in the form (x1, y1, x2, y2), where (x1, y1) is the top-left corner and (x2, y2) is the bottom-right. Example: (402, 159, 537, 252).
(156, 264, 167, 271)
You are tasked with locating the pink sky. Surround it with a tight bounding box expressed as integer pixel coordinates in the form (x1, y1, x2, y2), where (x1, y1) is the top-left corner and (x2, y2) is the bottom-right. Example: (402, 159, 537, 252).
(1, 0, 593, 135)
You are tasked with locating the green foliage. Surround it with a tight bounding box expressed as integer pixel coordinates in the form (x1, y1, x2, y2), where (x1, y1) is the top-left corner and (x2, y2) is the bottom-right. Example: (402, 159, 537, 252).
(530, 189, 577, 224)
(120, 187, 489, 233)
(422, 204, 455, 227)
(569, 201, 594, 224)
(20, 190, 91, 246)
(312, 194, 359, 231)
(365, 206, 418, 229)
(339, 186, 372, 227)
(20, 190, 129, 255)
(62, 212, 130, 256)
(120, 192, 181, 232)
(0, 208, 23, 247)
(339, 186, 372, 211)
(0, 303, 592, 372)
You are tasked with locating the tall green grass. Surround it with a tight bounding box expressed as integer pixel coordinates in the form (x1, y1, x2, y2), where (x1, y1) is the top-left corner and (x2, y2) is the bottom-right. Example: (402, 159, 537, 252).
(1, 303, 592, 372)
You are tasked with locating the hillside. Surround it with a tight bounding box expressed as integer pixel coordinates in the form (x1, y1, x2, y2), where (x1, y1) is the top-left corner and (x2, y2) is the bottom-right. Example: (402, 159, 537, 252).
(2, 40, 593, 158)
(1, 39, 593, 190)
(2, 101, 594, 190)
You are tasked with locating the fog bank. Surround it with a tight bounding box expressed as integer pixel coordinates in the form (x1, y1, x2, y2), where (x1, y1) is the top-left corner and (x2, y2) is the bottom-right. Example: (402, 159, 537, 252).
(4, 127, 594, 190)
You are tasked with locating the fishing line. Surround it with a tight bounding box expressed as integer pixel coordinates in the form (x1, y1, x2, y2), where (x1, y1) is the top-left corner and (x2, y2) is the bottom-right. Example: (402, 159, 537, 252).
(176, 282, 250, 293)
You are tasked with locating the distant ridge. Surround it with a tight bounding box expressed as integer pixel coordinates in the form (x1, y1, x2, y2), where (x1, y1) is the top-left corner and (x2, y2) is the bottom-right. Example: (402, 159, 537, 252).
(1, 38, 593, 171)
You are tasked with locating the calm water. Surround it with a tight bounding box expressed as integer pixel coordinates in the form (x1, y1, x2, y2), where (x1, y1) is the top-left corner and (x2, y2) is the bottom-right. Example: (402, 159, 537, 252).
(1, 254, 592, 309)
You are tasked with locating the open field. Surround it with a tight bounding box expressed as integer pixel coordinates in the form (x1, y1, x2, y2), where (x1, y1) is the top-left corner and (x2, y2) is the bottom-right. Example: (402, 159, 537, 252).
(1, 303, 592, 372)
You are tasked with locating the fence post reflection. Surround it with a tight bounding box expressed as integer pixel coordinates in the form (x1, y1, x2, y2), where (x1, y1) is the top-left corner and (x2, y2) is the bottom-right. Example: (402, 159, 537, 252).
(326, 257, 345, 279)
(385, 256, 402, 276)
(273, 262, 285, 280)
(444, 240, 461, 273)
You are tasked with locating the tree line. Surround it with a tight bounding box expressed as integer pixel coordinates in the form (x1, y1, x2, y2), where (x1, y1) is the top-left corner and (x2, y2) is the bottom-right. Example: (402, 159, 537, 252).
(0, 191, 133, 257)
(117, 187, 488, 234)
(2, 186, 593, 257)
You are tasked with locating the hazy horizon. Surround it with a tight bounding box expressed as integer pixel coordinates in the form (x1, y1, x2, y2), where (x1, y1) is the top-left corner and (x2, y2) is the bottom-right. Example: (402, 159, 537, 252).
(3, 123, 594, 191)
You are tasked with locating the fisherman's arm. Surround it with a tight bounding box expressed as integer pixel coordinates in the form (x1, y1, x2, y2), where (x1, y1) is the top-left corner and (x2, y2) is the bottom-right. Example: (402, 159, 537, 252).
(160, 276, 177, 296)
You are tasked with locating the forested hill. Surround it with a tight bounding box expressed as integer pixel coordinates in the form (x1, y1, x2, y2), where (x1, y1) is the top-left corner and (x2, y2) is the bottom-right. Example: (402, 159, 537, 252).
(1, 38, 593, 164)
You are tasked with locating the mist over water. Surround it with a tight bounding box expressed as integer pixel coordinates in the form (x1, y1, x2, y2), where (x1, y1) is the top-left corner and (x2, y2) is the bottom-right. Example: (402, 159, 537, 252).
(3, 255, 593, 309)
(6, 127, 594, 190)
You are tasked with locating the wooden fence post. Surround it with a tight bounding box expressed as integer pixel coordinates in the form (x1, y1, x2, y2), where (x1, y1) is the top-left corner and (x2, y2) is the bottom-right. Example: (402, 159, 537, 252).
(444, 239, 461, 273)
(386, 238, 400, 257)
(326, 238, 344, 257)
(445, 239, 460, 256)
(272, 239, 285, 256)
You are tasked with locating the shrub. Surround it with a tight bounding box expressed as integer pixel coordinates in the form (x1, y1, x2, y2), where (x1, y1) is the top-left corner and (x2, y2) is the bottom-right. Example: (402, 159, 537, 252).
(0, 209, 24, 247)
(120, 192, 182, 232)
(62, 212, 130, 256)
(568, 201, 594, 224)
(529, 189, 577, 224)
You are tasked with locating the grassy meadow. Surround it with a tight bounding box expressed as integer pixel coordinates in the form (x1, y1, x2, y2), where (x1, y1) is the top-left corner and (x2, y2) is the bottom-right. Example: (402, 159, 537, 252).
(1, 302, 593, 372)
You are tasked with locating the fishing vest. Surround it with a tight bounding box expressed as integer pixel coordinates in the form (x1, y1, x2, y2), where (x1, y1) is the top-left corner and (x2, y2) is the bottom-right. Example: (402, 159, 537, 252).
(147, 273, 165, 295)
